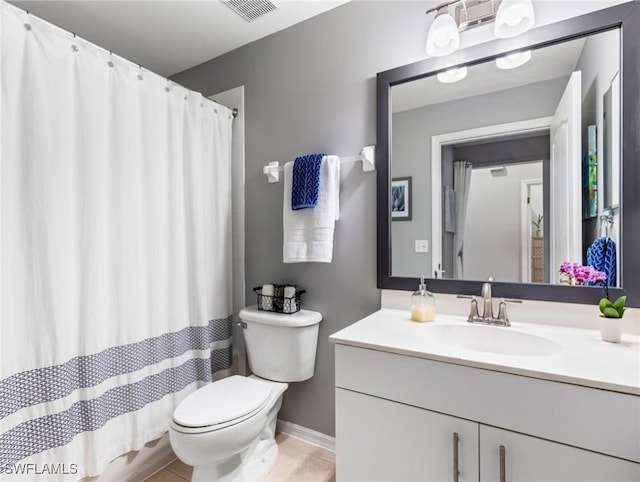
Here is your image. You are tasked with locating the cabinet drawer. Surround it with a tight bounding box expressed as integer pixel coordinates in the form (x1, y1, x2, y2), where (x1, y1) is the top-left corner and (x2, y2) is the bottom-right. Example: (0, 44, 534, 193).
(335, 344, 640, 462)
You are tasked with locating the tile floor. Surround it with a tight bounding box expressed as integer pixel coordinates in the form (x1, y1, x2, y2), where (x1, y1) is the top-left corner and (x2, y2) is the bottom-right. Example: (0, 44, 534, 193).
(145, 433, 335, 482)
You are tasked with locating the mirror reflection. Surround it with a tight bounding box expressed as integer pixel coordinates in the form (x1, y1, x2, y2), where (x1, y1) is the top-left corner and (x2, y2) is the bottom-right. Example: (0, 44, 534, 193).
(391, 28, 620, 288)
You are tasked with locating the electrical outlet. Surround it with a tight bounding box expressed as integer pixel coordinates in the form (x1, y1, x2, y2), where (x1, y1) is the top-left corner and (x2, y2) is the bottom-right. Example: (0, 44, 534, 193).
(415, 240, 429, 253)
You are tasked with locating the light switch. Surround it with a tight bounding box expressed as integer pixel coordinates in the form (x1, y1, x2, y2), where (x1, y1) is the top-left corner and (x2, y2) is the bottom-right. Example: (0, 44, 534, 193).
(415, 240, 429, 253)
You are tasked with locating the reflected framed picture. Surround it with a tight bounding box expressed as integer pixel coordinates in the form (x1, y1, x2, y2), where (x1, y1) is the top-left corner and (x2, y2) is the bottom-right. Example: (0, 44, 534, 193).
(392, 177, 412, 221)
(583, 124, 597, 219)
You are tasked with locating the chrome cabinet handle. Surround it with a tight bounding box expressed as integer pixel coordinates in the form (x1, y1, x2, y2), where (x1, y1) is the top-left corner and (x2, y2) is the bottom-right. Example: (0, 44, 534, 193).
(453, 432, 459, 482)
(499, 445, 506, 482)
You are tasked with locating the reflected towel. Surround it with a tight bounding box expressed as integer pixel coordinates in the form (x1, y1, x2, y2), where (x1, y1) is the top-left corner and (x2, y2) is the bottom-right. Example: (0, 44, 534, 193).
(587, 237, 616, 287)
(283, 156, 340, 263)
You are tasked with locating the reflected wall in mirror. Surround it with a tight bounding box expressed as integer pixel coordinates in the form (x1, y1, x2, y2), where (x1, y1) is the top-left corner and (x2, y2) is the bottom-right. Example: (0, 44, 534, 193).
(390, 29, 621, 288)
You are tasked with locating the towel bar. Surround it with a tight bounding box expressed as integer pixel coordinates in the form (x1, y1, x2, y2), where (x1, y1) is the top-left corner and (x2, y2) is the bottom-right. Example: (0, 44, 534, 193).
(262, 145, 375, 183)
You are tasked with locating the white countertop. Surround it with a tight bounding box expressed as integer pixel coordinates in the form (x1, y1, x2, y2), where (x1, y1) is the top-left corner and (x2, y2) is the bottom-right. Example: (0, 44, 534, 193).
(329, 309, 640, 395)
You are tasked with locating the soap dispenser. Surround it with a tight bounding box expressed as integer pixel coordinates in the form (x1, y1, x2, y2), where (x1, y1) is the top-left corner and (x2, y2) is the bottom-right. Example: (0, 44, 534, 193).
(411, 275, 436, 322)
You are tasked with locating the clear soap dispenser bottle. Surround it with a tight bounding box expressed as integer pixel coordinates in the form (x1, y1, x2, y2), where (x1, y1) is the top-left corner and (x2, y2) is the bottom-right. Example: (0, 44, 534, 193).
(411, 275, 436, 322)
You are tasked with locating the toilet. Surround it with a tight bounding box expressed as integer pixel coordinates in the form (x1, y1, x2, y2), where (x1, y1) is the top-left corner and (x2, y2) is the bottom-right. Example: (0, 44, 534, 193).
(169, 305, 322, 482)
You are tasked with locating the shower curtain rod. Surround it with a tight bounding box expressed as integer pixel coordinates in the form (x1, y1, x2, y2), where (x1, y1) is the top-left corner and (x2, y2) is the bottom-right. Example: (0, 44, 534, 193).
(11, 4, 237, 117)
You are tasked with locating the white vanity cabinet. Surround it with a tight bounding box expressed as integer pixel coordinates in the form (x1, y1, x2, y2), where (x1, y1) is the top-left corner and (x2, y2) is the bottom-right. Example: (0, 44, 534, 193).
(333, 342, 640, 482)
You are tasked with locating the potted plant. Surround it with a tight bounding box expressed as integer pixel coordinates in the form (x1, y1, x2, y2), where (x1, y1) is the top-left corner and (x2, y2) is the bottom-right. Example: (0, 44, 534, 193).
(532, 213, 543, 237)
(558, 262, 624, 342)
(598, 288, 626, 343)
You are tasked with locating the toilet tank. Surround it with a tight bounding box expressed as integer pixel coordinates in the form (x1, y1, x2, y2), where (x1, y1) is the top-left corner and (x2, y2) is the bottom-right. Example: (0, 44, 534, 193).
(239, 306, 322, 382)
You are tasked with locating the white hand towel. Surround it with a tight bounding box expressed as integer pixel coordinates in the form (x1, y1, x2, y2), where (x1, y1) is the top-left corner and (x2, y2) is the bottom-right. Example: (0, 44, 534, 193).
(261, 284, 274, 311)
(283, 285, 297, 313)
(283, 155, 340, 263)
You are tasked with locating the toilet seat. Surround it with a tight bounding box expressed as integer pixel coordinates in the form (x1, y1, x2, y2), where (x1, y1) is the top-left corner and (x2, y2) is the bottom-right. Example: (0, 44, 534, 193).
(172, 376, 272, 433)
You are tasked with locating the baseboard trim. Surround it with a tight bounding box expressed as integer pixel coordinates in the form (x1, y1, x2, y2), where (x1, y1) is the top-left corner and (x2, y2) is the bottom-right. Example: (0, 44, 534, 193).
(276, 419, 335, 452)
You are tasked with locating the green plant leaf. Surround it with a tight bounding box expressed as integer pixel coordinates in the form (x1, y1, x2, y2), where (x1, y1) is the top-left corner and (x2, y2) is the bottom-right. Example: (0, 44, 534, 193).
(599, 297, 614, 314)
(613, 296, 626, 316)
(602, 306, 621, 318)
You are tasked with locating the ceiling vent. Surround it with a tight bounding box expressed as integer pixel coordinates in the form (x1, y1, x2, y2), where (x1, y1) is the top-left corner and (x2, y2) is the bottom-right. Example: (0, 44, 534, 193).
(223, 0, 280, 22)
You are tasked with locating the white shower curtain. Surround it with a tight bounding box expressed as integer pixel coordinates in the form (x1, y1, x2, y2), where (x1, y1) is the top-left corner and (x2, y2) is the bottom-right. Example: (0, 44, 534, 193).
(0, 3, 233, 479)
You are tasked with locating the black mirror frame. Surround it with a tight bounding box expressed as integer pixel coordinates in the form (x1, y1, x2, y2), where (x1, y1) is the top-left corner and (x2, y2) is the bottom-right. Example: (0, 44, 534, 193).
(377, 2, 640, 307)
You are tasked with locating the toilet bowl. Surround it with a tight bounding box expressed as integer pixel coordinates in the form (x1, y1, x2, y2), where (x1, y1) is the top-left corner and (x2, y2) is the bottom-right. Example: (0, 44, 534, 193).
(169, 306, 322, 481)
(169, 375, 287, 482)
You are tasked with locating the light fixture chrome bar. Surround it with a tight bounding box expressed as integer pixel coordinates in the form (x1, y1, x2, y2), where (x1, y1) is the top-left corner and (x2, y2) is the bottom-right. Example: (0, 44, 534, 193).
(427, 0, 502, 30)
(457, 0, 502, 31)
(426, 0, 462, 15)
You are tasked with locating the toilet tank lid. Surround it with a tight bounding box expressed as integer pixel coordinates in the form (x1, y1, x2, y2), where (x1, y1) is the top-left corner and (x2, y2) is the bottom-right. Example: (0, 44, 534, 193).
(239, 306, 322, 327)
(173, 376, 272, 428)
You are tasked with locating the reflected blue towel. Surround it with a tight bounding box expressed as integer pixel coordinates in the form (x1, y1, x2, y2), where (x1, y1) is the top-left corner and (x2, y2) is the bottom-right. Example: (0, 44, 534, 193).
(587, 237, 616, 287)
(291, 153, 326, 210)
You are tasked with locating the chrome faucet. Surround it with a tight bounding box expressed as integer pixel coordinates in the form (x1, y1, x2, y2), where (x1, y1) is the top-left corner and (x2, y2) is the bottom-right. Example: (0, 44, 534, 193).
(481, 282, 493, 319)
(467, 279, 510, 326)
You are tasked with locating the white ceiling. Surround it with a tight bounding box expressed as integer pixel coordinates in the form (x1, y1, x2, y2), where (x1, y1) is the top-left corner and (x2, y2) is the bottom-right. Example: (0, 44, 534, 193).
(8, 0, 351, 77)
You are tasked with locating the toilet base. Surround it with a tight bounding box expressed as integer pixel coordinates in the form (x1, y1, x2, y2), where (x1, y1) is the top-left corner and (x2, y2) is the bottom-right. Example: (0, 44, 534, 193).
(191, 439, 278, 482)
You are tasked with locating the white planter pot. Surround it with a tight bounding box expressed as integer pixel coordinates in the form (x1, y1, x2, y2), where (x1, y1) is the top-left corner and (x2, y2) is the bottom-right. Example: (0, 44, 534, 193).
(599, 316, 623, 343)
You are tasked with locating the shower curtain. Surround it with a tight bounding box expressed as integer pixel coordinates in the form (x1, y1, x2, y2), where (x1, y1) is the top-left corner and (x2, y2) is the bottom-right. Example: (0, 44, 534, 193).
(0, 3, 233, 479)
(453, 161, 473, 279)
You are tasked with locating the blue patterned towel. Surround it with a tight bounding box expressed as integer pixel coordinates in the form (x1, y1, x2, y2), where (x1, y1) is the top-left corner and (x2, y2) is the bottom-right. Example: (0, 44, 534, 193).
(587, 236, 616, 287)
(291, 153, 326, 210)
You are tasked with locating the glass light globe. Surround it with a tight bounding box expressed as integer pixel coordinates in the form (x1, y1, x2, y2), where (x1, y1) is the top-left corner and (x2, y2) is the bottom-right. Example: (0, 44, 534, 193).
(426, 9, 460, 57)
(494, 0, 535, 38)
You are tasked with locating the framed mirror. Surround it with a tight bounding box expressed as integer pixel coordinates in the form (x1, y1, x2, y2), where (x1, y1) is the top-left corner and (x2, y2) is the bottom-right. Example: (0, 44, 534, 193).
(376, 2, 640, 306)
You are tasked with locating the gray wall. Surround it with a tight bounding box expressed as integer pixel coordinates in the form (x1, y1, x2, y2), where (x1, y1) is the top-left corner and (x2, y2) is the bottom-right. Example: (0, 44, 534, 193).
(171, 1, 625, 437)
(575, 29, 620, 261)
(171, 1, 435, 436)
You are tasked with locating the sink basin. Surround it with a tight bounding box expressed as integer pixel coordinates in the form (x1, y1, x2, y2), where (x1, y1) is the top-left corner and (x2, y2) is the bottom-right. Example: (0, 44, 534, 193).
(425, 323, 563, 356)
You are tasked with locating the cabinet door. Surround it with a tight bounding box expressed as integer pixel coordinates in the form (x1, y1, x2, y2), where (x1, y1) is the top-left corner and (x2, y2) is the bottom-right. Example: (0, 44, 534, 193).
(480, 425, 640, 482)
(336, 388, 479, 482)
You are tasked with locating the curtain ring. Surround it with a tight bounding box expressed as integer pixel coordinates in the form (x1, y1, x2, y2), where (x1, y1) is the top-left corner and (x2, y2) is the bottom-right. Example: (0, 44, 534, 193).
(24, 23, 32, 31)
(71, 45, 79, 52)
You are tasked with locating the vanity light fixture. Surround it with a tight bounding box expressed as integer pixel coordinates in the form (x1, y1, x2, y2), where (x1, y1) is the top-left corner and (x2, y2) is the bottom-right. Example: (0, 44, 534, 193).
(494, 0, 535, 38)
(426, 0, 535, 57)
(496, 49, 532, 69)
(437, 66, 468, 83)
(426, 6, 460, 57)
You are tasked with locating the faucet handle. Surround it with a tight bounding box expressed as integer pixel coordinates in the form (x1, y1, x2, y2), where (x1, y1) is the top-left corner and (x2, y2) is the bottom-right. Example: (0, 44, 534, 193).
(497, 298, 510, 326)
(468, 296, 479, 322)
